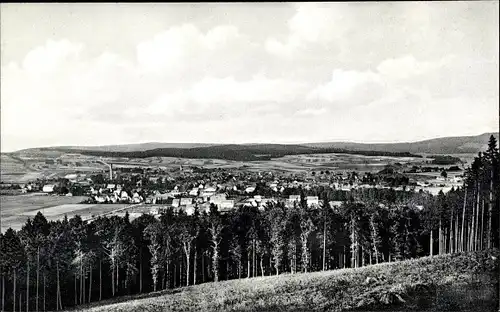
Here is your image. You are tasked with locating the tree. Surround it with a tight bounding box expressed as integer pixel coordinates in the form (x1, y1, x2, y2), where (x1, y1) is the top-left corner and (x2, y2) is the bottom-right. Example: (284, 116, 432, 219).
(484, 135, 499, 249)
(178, 213, 197, 286)
(207, 207, 223, 282)
(1, 229, 25, 312)
(143, 220, 163, 292)
(299, 209, 315, 273)
(267, 203, 287, 275)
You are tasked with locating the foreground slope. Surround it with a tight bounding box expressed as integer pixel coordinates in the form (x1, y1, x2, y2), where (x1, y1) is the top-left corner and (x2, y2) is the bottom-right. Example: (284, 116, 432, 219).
(69, 251, 498, 312)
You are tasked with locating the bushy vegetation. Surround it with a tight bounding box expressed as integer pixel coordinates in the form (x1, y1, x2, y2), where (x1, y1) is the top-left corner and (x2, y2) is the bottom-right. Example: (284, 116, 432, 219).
(70, 250, 499, 312)
(429, 155, 461, 165)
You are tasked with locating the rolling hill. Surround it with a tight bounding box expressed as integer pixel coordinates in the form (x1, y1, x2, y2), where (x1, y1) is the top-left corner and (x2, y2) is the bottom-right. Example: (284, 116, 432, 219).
(7, 132, 498, 161)
(304, 132, 499, 154)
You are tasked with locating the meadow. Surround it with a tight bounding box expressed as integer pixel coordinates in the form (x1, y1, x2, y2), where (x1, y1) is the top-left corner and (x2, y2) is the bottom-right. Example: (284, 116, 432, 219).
(0, 195, 126, 231)
(65, 250, 498, 312)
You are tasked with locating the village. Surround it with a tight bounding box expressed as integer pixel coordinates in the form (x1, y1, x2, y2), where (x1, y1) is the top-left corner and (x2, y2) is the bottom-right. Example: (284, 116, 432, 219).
(1, 153, 465, 226)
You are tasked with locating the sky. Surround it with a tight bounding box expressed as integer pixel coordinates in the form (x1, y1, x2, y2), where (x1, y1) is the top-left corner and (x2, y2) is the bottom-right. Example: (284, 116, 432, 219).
(1, 2, 499, 152)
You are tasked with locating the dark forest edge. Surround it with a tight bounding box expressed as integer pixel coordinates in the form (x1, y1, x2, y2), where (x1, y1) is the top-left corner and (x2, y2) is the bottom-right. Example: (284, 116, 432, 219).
(0, 135, 498, 312)
(43, 144, 422, 161)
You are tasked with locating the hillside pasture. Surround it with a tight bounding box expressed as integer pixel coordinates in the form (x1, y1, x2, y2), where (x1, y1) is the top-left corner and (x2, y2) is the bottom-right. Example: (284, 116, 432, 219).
(1, 194, 88, 231)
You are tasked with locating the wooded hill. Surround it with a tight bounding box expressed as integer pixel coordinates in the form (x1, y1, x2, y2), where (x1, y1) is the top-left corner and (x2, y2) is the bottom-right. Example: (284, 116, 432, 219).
(42, 144, 421, 161)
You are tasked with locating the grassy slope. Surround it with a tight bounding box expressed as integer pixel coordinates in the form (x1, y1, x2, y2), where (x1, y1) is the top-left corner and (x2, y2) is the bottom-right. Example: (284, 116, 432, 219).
(70, 250, 499, 312)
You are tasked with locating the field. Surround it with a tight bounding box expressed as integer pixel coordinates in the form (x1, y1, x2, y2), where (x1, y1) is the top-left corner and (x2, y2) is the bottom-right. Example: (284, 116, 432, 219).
(0, 152, 105, 183)
(0, 195, 131, 232)
(65, 250, 499, 312)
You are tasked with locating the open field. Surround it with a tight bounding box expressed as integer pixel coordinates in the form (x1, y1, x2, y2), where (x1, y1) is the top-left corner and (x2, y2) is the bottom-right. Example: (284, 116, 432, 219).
(2, 149, 477, 183)
(0, 196, 139, 232)
(64, 250, 499, 312)
(0, 194, 89, 231)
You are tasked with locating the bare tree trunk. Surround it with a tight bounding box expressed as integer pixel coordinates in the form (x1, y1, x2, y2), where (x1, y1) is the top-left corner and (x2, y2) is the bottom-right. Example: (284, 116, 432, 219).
(116, 261, 119, 294)
(99, 259, 102, 301)
(202, 252, 205, 283)
(56, 262, 60, 310)
(194, 248, 197, 286)
(2, 273, 5, 312)
(323, 219, 327, 271)
(26, 261, 29, 312)
(74, 274, 77, 306)
(253, 240, 256, 278)
(111, 260, 115, 297)
(36, 247, 39, 312)
(487, 168, 493, 249)
(351, 217, 356, 268)
(429, 229, 434, 256)
(449, 212, 454, 253)
(260, 257, 264, 277)
(186, 250, 191, 287)
(80, 258, 83, 305)
(480, 198, 485, 250)
(438, 218, 442, 255)
(43, 272, 46, 312)
(343, 246, 346, 269)
(474, 185, 480, 251)
(461, 187, 468, 252)
(13, 269, 16, 312)
(173, 264, 176, 288)
(247, 255, 250, 278)
(89, 263, 92, 303)
(455, 210, 459, 253)
(139, 249, 143, 293)
(82, 263, 86, 305)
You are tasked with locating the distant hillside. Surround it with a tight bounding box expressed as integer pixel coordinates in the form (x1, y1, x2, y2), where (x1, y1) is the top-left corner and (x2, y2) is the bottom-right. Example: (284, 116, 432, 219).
(20, 142, 219, 153)
(9, 132, 497, 161)
(304, 132, 499, 154)
(46, 144, 421, 161)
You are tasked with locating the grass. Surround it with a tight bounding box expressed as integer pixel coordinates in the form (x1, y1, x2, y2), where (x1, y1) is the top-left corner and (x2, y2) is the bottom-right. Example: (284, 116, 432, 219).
(67, 250, 499, 312)
(0, 194, 89, 231)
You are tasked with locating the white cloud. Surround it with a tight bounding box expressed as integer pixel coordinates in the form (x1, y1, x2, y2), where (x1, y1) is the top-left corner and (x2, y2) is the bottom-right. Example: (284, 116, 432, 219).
(307, 69, 384, 105)
(147, 75, 307, 117)
(136, 24, 245, 74)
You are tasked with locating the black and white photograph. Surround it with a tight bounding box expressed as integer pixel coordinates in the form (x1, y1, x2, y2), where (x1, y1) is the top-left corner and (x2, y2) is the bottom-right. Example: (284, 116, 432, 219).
(0, 2, 499, 311)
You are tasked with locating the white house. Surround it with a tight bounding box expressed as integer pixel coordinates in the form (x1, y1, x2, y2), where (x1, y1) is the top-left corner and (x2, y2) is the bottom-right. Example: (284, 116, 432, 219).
(306, 196, 320, 207)
(42, 184, 55, 193)
(245, 186, 256, 193)
(180, 198, 193, 206)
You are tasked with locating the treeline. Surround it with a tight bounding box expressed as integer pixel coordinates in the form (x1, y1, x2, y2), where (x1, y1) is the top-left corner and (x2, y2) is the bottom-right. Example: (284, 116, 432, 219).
(429, 155, 461, 165)
(47, 144, 422, 162)
(0, 137, 498, 312)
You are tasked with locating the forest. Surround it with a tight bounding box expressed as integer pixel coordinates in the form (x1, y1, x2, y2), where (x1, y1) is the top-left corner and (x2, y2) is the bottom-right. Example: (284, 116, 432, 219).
(0, 136, 498, 312)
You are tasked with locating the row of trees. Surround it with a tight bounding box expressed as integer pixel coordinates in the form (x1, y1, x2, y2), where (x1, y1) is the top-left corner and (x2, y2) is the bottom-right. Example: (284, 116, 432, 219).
(0, 136, 498, 312)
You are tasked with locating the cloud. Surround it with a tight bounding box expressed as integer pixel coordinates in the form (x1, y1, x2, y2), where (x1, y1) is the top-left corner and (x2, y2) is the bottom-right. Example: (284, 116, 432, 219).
(146, 75, 307, 118)
(136, 24, 249, 76)
(307, 69, 385, 106)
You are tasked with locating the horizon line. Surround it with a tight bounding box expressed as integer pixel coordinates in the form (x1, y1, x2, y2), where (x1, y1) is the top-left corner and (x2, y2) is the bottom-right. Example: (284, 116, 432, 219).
(2, 131, 498, 154)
